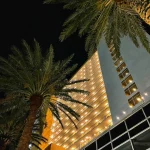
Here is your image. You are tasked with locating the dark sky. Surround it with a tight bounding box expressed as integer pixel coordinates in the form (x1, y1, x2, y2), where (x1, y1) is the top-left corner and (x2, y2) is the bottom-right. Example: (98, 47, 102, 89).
(0, 0, 87, 72)
(0, 0, 150, 74)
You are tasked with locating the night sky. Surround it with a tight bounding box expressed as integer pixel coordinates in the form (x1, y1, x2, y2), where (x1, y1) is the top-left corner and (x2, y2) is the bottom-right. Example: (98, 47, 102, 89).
(0, 0, 150, 75)
(0, 0, 87, 73)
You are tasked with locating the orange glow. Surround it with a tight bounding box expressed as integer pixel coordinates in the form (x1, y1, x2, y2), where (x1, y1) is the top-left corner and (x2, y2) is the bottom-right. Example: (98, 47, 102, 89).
(39, 109, 53, 150)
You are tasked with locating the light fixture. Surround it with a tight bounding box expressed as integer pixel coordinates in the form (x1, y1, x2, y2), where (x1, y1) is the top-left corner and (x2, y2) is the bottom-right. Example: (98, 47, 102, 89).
(129, 80, 133, 83)
(85, 119, 88, 122)
(93, 98, 97, 101)
(141, 96, 144, 100)
(132, 88, 137, 91)
(64, 136, 67, 140)
(95, 119, 99, 122)
(63, 145, 67, 148)
(107, 110, 110, 113)
(116, 116, 120, 120)
(137, 97, 141, 102)
(129, 105, 133, 108)
(51, 129, 55, 132)
(72, 130, 75, 133)
(29, 144, 32, 148)
(94, 111, 98, 114)
(105, 103, 108, 106)
(144, 93, 148, 96)
(123, 111, 126, 114)
(93, 104, 97, 107)
(108, 119, 111, 122)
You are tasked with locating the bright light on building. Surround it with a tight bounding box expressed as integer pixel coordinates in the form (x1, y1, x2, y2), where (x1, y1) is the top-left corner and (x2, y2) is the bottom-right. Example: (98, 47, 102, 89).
(129, 80, 133, 83)
(132, 88, 136, 91)
(123, 111, 126, 114)
(137, 97, 141, 102)
(47, 52, 112, 150)
(144, 93, 148, 96)
(116, 116, 120, 120)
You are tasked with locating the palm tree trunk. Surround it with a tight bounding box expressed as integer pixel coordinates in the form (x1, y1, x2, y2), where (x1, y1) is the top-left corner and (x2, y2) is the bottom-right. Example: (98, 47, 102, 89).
(129, 0, 150, 25)
(17, 95, 43, 150)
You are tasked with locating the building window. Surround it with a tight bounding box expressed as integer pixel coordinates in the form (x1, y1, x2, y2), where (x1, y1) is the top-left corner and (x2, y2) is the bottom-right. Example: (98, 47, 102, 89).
(114, 57, 123, 67)
(125, 83, 138, 96)
(119, 69, 129, 79)
(128, 92, 142, 107)
(109, 45, 115, 52)
(112, 55, 118, 61)
(111, 50, 117, 57)
(116, 62, 126, 72)
(121, 75, 133, 88)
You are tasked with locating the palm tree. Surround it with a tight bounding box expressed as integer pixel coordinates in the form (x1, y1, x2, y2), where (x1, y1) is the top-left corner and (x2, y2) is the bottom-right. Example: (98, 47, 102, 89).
(116, 0, 150, 25)
(44, 0, 150, 57)
(0, 40, 91, 150)
(0, 98, 28, 150)
(0, 99, 48, 150)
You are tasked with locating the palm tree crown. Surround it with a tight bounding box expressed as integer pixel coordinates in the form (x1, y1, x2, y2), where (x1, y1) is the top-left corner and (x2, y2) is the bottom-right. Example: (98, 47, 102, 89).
(45, 0, 150, 57)
(0, 40, 91, 150)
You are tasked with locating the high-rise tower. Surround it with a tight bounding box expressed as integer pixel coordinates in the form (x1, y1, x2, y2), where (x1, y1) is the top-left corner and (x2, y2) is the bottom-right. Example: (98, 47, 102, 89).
(49, 51, 112, 150)
(42, 35, 150, 150)
(81, 36, 150, 150)
(98, 36, 150, 124)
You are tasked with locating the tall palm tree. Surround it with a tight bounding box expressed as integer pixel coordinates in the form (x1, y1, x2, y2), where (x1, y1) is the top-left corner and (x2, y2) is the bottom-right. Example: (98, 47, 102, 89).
(0, 99, 48, 150)
(44, 0, 150, 57)
(0, 40, 91, 150)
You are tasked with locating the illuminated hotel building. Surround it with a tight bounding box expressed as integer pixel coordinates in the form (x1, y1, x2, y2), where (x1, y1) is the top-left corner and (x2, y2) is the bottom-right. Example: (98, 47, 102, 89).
(81, 36, 150, 150)
(98, 36, 150, 124)
(49, 51, 112, 150)
(42, 36, 150, 150)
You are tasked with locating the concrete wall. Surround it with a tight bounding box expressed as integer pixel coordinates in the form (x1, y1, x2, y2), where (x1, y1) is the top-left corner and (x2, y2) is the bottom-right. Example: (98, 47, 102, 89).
(97, 40, 132, 124)
(97, 35, 150, 124)
(120, 36, 150, 102)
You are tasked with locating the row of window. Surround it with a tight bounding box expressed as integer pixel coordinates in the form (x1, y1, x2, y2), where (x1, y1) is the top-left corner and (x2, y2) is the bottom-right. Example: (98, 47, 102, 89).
(110, 48, 142, 107)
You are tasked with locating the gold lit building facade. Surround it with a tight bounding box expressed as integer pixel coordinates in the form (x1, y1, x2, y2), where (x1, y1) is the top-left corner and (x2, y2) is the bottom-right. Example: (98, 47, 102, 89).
(50, 51, 112, 150)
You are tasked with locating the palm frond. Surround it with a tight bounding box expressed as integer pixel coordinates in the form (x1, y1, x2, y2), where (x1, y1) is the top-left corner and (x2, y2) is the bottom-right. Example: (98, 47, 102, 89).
(47, 0, 150, 56)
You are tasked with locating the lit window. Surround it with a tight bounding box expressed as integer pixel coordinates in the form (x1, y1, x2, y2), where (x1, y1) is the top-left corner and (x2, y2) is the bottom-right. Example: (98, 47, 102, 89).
(128, 92, 142, 107)
(121, 75, 133, 88)
(125, 83, 137, 96)
(116, 62, 126, 72)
